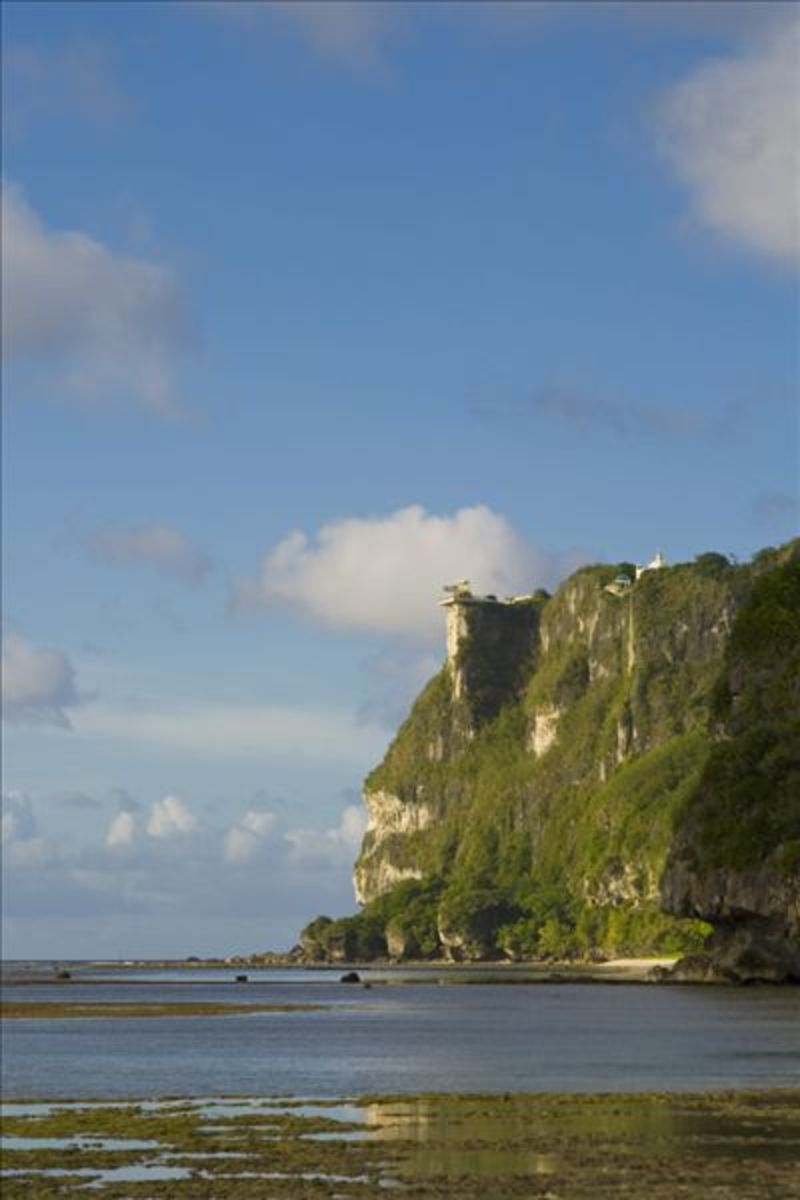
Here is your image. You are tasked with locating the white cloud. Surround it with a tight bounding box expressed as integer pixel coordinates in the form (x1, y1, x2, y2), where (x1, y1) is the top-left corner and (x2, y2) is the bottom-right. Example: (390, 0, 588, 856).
(201, 0, 400, 67)
(71, 702, 387, 766)
(1, 632, 80, 728)
(658, 21, 800, 266)
(1, 183, 190, 418)
(232, 504, 564, 643)
(223, 810, 277, 864)
(84, 523, 211, 584)
(1, 786, 373, 952)
(285, 803, 366, 868)
(106, 810, 137, 849)
(146, 794, 198, 838)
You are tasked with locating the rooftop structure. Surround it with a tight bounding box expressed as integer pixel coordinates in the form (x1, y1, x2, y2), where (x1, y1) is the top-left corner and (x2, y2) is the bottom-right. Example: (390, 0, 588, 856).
(636, 551, 667, 580)
(439, 581, 535, 607)
(439, 580, 474, 606)
(604, 552, 667, 597)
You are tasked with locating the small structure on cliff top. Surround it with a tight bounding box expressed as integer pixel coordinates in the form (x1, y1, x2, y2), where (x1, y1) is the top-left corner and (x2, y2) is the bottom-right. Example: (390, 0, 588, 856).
(440, 579, 474, 604)
(440, 581, 536, 608)
(604, 552, 667, 597)
(604, 574, 633, 597)
(438, 581, 541, 711)
(636, 550, 666, 579)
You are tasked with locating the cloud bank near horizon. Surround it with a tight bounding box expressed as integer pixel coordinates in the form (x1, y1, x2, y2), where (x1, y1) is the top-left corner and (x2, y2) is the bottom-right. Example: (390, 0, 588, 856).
(2, 787, 368, 954)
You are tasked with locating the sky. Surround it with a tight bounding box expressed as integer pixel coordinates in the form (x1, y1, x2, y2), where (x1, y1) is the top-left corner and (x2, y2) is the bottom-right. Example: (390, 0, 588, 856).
(2, 0, 798, 959)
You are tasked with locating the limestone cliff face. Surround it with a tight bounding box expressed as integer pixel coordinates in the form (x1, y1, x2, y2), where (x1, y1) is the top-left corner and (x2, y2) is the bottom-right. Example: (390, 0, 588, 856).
(346, 544, 799, 976)
(355, 560, 738, 906)
(354, 790, 431, 904)
(659, 545, 800, 981)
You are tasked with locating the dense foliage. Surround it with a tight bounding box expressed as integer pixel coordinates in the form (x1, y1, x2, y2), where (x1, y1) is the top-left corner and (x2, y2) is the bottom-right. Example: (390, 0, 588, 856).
(670, 543, 800, 873)
(302, 541, 798, 963)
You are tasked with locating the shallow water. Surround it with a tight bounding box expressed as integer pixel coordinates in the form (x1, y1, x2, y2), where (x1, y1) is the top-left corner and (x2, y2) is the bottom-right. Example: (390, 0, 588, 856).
(2, 966, 799, 1098)
(3, 1091, 799, 1197)
(2, 1135, 159, 1151)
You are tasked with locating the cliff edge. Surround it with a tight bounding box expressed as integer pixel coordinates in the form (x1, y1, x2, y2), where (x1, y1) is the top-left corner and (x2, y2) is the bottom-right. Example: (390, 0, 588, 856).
(302, 542, 799, 981)
(659, 545, 800, 982)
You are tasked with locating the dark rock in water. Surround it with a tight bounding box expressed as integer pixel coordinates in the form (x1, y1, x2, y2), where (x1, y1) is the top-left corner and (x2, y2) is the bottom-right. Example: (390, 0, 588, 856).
(652, 955, 732, 984)
(56, 970, 71, 980)
(235, 974, 248, 983)
(340, 971, 361, 983)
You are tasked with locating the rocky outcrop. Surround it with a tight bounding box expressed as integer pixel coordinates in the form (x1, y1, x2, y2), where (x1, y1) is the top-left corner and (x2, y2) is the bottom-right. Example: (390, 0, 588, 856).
(437, 910, 498, 962)
(584, 860, 658, 909)
(354, 789, 431, 904)
(529, 705, 563, 757)
(661, 848, 800, 982)
(444, 593, 541, 734)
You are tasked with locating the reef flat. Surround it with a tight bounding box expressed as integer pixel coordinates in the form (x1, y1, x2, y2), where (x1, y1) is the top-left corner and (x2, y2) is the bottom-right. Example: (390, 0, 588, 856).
(2, 1089, 799, 1198)
(0, 1001, 326, 1020)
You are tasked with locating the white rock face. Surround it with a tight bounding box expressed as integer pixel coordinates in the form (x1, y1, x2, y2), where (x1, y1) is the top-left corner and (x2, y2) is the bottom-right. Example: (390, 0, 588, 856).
(353, 790, 433, 904)
(354, 859, 423, 904)
(529, 705, 563, 757)
(444, 604, 469, 699)
(363, 790, 433, 839)
(584, 862, 657, 908)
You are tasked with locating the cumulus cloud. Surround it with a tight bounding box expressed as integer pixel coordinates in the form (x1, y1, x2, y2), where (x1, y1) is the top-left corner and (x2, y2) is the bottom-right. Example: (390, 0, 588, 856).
(285, 804, 366, 868)
(146, 794, 198, 838)
(1, 183, 191, 418)
(83, 523, 211, 584)
(1, 632, 81, 728)
(106, 810, 137, 849)
(201, 0, 401, 67)
(223, 810, 277, 864)
(2, 786, 372, 952)
(231, 505, 564, 643)
(658, 21, 800, 266)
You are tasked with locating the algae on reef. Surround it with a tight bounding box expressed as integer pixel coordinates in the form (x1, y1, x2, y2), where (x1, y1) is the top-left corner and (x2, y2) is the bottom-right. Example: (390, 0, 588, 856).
(301, 541, 800, 981)
(4, 1090, 799, 1200)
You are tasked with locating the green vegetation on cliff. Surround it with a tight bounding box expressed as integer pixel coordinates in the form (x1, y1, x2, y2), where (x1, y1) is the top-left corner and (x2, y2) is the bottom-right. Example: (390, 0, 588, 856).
(667, 545, 800, 874)
(302, 541, 799, 968)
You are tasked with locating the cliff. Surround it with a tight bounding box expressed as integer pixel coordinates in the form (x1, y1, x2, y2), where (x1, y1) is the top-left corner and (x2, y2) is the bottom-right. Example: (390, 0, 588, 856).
(302, 542, 800, 980)
(659, 548, 800, 981)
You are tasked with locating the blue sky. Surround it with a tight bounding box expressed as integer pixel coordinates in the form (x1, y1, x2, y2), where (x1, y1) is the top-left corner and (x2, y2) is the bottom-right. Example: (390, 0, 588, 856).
(2, 1, 798, 958)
